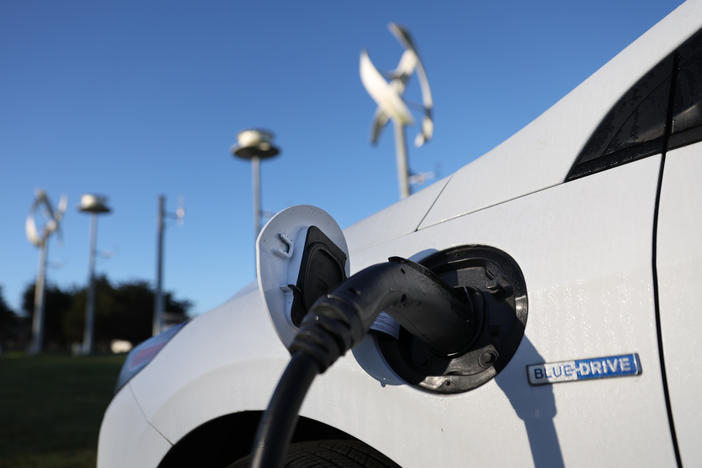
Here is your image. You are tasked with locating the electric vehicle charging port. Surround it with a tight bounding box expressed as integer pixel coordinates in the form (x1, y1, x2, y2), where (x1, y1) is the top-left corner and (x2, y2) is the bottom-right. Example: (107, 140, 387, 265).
(376, 245, 528, 394)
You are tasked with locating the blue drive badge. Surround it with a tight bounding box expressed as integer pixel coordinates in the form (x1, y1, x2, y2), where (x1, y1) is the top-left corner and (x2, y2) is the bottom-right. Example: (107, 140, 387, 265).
(527, 353, 641, 385)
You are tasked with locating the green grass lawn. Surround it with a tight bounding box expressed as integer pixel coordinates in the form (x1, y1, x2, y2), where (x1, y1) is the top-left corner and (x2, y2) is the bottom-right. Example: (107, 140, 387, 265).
(0, 354, 125, 468)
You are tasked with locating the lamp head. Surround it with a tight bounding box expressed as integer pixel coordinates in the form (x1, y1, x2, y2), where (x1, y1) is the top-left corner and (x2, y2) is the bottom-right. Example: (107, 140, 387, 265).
(232, 129, 280, 160)
(79, 194, 111, 214)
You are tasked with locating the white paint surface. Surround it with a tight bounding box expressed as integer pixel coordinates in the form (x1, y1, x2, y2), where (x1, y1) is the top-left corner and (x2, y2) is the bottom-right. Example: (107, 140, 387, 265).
(97, 384, 171, 468)
(656, 141, 702, 467)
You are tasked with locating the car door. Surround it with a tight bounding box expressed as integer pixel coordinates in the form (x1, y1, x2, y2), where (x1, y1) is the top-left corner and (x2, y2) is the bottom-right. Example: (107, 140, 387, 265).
(655, 29, 702, 468)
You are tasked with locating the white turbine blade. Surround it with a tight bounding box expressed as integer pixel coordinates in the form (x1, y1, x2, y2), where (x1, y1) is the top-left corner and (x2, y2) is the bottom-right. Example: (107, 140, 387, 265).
(415, 115, 434, 147)
(370, 107, 390, 145)
(42, 193, 57, 223)
(413, 101, 433, 147)
(414, 48, 433, 109)
(390, 50, 418, 86)
(360, 50, 414, 125)
(26, 216, 40, 246)
(389, 23, 434, 146)
(389, 23, 417, 54)
(414, 59, 433, 110)
(389, 50, 417, 97)
(46, 219, 58, 233)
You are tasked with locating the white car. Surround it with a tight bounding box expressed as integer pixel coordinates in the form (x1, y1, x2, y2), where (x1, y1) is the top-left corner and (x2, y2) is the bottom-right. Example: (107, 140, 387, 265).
(98, 1, 702, 466)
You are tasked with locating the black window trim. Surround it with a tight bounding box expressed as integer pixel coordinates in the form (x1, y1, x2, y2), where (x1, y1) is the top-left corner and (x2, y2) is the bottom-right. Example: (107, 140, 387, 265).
(566, 28, 702, 182)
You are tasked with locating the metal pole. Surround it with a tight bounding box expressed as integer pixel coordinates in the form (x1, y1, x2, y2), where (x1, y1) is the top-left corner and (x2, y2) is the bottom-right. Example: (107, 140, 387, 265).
(154, 195, 165, 336)
(29, 241, 48, 354)
(252, 156, 261, 237)
(252, 156, 261, 274)
(82, 214, 98, 354)
(393, 120, 410, 199)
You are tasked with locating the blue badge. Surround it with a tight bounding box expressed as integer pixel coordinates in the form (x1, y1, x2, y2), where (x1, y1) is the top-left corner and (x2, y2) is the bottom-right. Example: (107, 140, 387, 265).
(527, 353, 641, 385)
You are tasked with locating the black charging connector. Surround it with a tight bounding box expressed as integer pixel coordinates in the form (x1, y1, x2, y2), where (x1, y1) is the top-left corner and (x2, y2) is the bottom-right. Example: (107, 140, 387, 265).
(250, 256, 475, 468)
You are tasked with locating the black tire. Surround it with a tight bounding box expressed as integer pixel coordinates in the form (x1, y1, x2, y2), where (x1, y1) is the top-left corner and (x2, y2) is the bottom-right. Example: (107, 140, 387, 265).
(228, 439, 400, 468)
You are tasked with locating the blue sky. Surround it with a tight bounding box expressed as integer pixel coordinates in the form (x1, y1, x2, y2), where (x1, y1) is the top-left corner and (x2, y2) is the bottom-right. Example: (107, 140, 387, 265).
(0, 0, 683, 317)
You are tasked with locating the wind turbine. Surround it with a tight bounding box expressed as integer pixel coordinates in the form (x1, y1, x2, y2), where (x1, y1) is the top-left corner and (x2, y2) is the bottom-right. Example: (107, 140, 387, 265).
(26, 190, 67, 354)
(360, 23, 434, 199)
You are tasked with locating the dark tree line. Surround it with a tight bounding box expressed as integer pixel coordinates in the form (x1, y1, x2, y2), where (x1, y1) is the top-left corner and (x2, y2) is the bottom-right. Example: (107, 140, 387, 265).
(0, 287, 20, 350)
(0, 278, 190, 353)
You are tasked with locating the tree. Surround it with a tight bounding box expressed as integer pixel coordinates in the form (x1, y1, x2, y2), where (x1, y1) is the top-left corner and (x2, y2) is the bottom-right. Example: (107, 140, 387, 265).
(21, 282, 73, 351)
(0, 286, 22, 350)
(68, 277, 190, 348)
(21, 276, 191, 352)
(62, 276, 116, 346)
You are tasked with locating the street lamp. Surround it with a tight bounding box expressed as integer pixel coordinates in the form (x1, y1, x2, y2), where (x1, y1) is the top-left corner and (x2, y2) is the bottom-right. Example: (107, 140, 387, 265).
(78, 193, 111, 355)
(231, 129, 280, 259)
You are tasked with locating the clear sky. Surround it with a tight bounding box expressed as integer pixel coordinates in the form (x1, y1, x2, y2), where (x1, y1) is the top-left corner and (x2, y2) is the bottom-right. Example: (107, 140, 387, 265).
(0, 0, 684, 317)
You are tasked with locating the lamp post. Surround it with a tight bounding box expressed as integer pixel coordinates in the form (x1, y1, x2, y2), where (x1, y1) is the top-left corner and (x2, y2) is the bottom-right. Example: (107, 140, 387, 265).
(78, 194, 111, 355)
(231, 129, 280, 265)
(153, 195, 184, 336)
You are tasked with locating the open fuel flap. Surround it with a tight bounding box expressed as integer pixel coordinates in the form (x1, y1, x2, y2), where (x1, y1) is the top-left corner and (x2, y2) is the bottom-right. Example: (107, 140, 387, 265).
(256, 205, 349, 348)
(258, 209, 526, 395)
(376, 245, 528, 394)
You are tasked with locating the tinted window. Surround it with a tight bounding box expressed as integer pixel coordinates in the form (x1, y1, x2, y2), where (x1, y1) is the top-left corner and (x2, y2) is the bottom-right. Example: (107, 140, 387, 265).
(670, 30, 702, 149)
(567, 56, 673, 181)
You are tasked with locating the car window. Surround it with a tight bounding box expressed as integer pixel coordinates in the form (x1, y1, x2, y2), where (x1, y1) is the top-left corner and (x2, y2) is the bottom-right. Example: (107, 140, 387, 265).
(566, 55, 673, 181)
(669, 30, 702, 150)
(568, 28, 702, 182)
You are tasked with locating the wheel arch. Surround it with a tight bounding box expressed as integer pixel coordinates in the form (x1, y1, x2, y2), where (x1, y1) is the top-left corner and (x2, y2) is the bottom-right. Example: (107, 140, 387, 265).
(157, 411, 369, 467)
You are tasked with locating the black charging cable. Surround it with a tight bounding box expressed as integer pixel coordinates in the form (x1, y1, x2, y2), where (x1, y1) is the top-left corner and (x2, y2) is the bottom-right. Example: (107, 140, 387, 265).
(250, 256, 475, 468)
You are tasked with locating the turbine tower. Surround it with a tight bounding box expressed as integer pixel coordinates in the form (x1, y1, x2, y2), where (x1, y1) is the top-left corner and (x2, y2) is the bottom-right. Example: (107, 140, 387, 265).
(360, 23, 434, 199)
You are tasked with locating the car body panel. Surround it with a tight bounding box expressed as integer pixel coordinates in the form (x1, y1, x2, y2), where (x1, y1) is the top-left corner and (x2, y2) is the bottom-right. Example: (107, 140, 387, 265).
(128, 287, 289, 445)
(419, 0, 702, 228)
(657, 140, 702, 467)
(343, 175, 449, 255)
(97, 384, 171, 468)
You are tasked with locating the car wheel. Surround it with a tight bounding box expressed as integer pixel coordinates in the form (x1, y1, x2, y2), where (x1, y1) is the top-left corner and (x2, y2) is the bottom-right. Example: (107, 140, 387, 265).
(228, 439, 400, 467)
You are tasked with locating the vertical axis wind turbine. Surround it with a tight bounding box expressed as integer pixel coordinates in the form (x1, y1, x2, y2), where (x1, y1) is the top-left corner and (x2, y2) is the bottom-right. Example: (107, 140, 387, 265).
(360, 23, 434, 199)
(25, 190, 67, 354)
